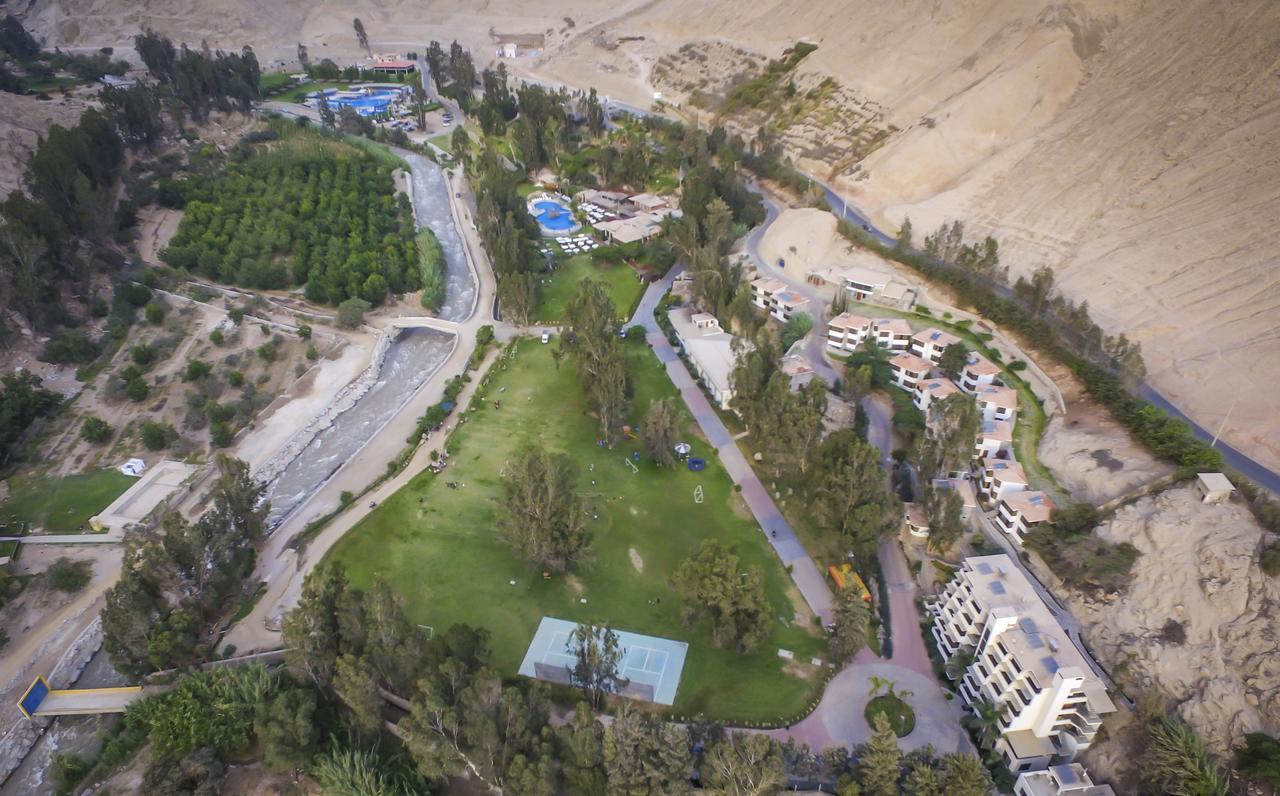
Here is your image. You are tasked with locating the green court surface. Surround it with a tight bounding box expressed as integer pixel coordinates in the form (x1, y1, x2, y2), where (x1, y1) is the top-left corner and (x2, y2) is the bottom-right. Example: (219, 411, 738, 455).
(326, 340, 826, 722)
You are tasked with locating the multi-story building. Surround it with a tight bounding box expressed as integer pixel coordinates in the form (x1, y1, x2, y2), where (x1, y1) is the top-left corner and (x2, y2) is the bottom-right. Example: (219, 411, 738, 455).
(980, 458, 1028, 501)
(889, 352, 933, 391)
(931, 556, 1116, 774)
(977, 384, 1019, 422)
(826, 312, 873, 352)
(1015, 764, 1115, 796)
(872, 318, 913, 352)
(975, 419, 1015, 460)
(960, 352, 1002, 393)
(911, 327, 962, 365)
(995, 490, 1055, 541)
(914, 377, 961, 413)
(668, 308, 743, 410)
(750, 277, 809, 322)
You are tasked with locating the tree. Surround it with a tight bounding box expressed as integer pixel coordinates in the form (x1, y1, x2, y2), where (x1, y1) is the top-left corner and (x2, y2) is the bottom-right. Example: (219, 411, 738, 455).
(1237, 733, 1280, 788)
(1136, 701, 1229, 796)
(937, 342, 968, 380)
(924, 486, 965, 554)
(352, 18, 370, 56)
(561, 281, 629, 443)
(917, 392, 980, 479)
(557, 704, 607, 795)
(807, 429, 897, 556)
(642, 398, 678, 467)
(568, 623, 623, 708)
(283, 564, 349, 689)
(497, 444, 591, 571)
(858, 712, 901, 796)
(451, 126, 471, 168)
(46, 558, 92, 592)
(333, 652, 384, 735)
(937, 753, 992, 796)
(296, 42, 309, 68)
(604, 703, 691, 795)
(895, 217, 913, 251)
(780, 311, 814, 350)
(829, 587, 871, 663)
(584, 87, 606, 136)
(255, 686, 319, 772)
(337, 297, 371, 329)
(963, 698, 1006, 751)
(843, 363, 872, 404)
(670, 540, 771, 653)
(702, 732, 785, 796)
(80, 415, 112, 444)
(903, 760, 940, 796)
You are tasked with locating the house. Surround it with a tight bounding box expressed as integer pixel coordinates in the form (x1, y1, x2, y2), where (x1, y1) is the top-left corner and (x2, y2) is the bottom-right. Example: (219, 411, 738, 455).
(976, 384, 1018, 422)
(628, 193, 669, 213)
(750, 278, 809, 322)
(1195, 472, 1235, 504)
(99, 74, 137, 90)
(995, 490, 1055, 541)
(934, 477, 980, 523)
(914, 378, 961, 413)
(575, 189, 629, 211)
(781, 352, 817, 391)
(980, 458, 1028, 501)
(871, 318, 913, 352)
(904, 503, 930, 538)
(826, 313, 873, 352)
(667, 307, 744, 410)
(594, 213, 663, 244)
(841, 266, 895, 301)
(911, 327, 962, 365)
(371, 59, 417, 75)
(499, 42, 518, 58)
(961, 353, 1002, 393)
(889, 352, 933, 391)
(1015, 764, 1115, 796)
(931, 556, 1116, 774)
(975, 419, 1015, 460)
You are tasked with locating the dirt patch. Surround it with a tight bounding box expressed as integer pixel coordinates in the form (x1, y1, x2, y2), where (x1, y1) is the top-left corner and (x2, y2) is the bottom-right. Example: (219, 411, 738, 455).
(783, 657, 820, 679)
(785, 584, 819, 634)
(564, 574, 585, 596)
(628, 546, 644, 573)
(134, 205, 184, 266)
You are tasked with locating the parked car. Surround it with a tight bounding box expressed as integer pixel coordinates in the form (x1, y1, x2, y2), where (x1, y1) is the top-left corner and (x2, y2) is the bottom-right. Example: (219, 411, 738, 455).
(541, 331, 551, 344)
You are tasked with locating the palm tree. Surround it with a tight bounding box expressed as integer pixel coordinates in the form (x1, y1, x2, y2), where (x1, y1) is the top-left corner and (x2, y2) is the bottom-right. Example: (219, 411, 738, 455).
(945, 647, 976, 681)
(963, 698, 1007, 751)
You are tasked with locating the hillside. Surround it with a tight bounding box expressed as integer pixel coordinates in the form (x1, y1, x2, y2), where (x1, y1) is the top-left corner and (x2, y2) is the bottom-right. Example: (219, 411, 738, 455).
(16, 0, 1280, 474)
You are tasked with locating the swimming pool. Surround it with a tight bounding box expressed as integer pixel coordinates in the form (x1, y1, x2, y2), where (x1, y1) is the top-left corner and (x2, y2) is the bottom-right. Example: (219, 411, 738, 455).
(311, 86, 407, 117)
(533, 199, 576, 232)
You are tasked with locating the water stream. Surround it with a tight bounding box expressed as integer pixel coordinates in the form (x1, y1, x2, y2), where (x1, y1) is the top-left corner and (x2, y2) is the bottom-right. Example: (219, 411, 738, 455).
(401, 152, 475, 323)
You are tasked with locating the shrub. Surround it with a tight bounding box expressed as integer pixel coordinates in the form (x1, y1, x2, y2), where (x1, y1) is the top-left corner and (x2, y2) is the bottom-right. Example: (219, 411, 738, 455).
(1262, 542, 1280, 577)
(256, 343, 277, 362)
(144, 302, 166, 325)
(210, 421, 234, 447)
(297, 322, 312, 340)
(131, 343, 158, 367)
(336, 297, 371, 329)
(305, 345, 319, 361)
(41, 329, 99, 364)
(226, 370, 245, 388)
(80, 415, 113, 444)
(46, 558, 92, 592)
(209, 329, 225, 345)
(124, 373, 150, 402)
(184, 359, 212, 381)
(140, 421, 177, 450)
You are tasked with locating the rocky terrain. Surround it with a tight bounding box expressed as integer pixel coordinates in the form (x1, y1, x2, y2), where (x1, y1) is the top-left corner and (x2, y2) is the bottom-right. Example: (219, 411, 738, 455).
(1060, 487, 1280, 753)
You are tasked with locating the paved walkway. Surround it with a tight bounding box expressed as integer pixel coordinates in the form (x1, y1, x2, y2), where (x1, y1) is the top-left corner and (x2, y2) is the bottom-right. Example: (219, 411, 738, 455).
(632, 271, 833, 623)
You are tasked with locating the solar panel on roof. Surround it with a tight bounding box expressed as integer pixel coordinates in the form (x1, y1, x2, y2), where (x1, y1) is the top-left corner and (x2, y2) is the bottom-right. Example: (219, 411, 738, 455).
(990, 581, 1006, 594)
(1019, 617, 1039, 634)
(1053, 765, 1082, 784)
(1043, 656, 1060, 673)
(1027, 634, 1045, 649)
(976, 562, 993, 574)
(930, 331, 942, 340)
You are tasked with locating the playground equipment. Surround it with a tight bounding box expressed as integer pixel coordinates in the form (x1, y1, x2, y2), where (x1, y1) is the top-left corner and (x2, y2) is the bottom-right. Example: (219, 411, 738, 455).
(622, 425, 638, 440)
(674, 442, 692, 459)
(694, 485, 704, 504)
(624, 457, 639, 474)
(827, 563, 872, 602)
(687, 458, 707, 472)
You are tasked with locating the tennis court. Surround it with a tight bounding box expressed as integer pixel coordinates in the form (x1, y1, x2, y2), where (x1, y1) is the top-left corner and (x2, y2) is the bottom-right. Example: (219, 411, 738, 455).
(518, 617, 688, 705)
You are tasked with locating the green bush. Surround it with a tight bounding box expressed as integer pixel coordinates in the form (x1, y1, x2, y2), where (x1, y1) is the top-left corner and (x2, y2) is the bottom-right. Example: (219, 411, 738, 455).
(144, 302, 166, 325)
(41, 329, 99, 364)
(80, 415, 113, 444)
(210, 421, 234, 447)
(256, 342, 277, 362)
(140, 421, 177, 451)
(46, 557, 92, 592)
(183, 359, 212, 381)
(1262, 543, 1280, 577)
(227, 370, 245, 388)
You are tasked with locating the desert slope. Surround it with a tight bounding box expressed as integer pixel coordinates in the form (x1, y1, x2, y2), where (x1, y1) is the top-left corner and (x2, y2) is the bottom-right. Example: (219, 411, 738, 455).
(19, 0, 1280, 473)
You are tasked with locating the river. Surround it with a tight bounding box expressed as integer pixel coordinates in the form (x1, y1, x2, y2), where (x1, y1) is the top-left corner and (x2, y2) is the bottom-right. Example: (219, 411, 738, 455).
(400, 151, 476, 323)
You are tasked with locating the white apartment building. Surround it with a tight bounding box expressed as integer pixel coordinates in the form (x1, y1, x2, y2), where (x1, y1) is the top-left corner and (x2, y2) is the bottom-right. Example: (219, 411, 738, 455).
(1016, 764, 1115, 796)
(995, 490, 1056, 541)
(980, 458, 1028, 501)
(960, 352, 1002, 393)
(889, 352, 933, 391)
(914, 377, 961, 413)
(911, 327, 962, 365)
(750, 277, 809, 322)
(668, 308, 743, 410)
(826, 312, 873, 352)
(975, 419, 1014, 460)
(872, 318, 913, 352)
(931, 556, 1116, 774)
(977, 384, 1019, 422)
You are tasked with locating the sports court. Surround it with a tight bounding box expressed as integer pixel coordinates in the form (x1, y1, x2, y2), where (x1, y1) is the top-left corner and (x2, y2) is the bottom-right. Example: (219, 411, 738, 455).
(90, 460, 197, 532)
(518, 617, 688, 705)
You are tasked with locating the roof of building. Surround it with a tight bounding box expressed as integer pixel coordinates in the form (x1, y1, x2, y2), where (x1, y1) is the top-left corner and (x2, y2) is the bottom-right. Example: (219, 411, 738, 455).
(751, 276, 787, 294)
(828, 312, 872, 331)
(576, 189, 629, 205)
(773, 288, 810, 307)
(917, 379, 961, 399)
(873, 318, 913, 336)
(1016, 764, 1116, 796)
(668, 307, 743, 398)
(890, 352, 933, 374)
(690, 312, 719, 327)
(842, 266, 895, 289)
(781, 354, 814, 378)
(912, 327, 961, 349)
(1001, 490, 1054, 522)
(935, 477, 979, 508)
(1196, 472, 1235, 492)
(372, 59, 416, 69)
(879, 280, 912, 301)
(594, 215, 661, 244)
(977, 384, 1019, 410)
(964, 352, 1002, 377)
(978, 419, 1015, 443)
(985, 458, 1027, 484)
(628, 192, 668, 209)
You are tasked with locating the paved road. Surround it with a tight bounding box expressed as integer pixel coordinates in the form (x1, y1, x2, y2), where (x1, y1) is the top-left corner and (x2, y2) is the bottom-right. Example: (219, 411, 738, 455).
(632, 271, 835, 624)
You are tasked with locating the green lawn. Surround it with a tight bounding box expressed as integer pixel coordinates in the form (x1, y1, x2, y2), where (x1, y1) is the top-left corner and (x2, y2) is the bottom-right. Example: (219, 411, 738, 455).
(428, 133, 454, 154)
(1, 470, 135, 533)
(535, 255, 646, 325)
(258, 72, 295, 94)
(326, 340, 826, 722)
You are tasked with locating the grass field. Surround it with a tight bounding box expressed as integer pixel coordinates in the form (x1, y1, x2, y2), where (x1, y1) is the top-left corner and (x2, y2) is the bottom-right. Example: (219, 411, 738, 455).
(2, 470, 136, 533)
(258, 72, 295, 94)
(326, 340, 826, 722)
(535, 255, 646, 325)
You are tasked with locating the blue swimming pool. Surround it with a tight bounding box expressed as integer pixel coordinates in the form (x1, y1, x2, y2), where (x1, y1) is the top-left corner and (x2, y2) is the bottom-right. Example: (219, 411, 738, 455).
(533, 199, 576, 231)
(314, 87, 406, 117)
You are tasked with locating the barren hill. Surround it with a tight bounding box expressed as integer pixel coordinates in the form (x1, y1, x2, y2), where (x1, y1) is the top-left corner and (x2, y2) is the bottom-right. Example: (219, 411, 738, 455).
(18, 0, 1280, 473)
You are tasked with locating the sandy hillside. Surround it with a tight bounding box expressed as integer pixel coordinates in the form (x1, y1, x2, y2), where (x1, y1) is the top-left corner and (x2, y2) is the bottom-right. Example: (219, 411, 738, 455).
(18, 0, 1280, 475)
(1044, 486, 1280, 755)
(0, 91, 92, 197)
